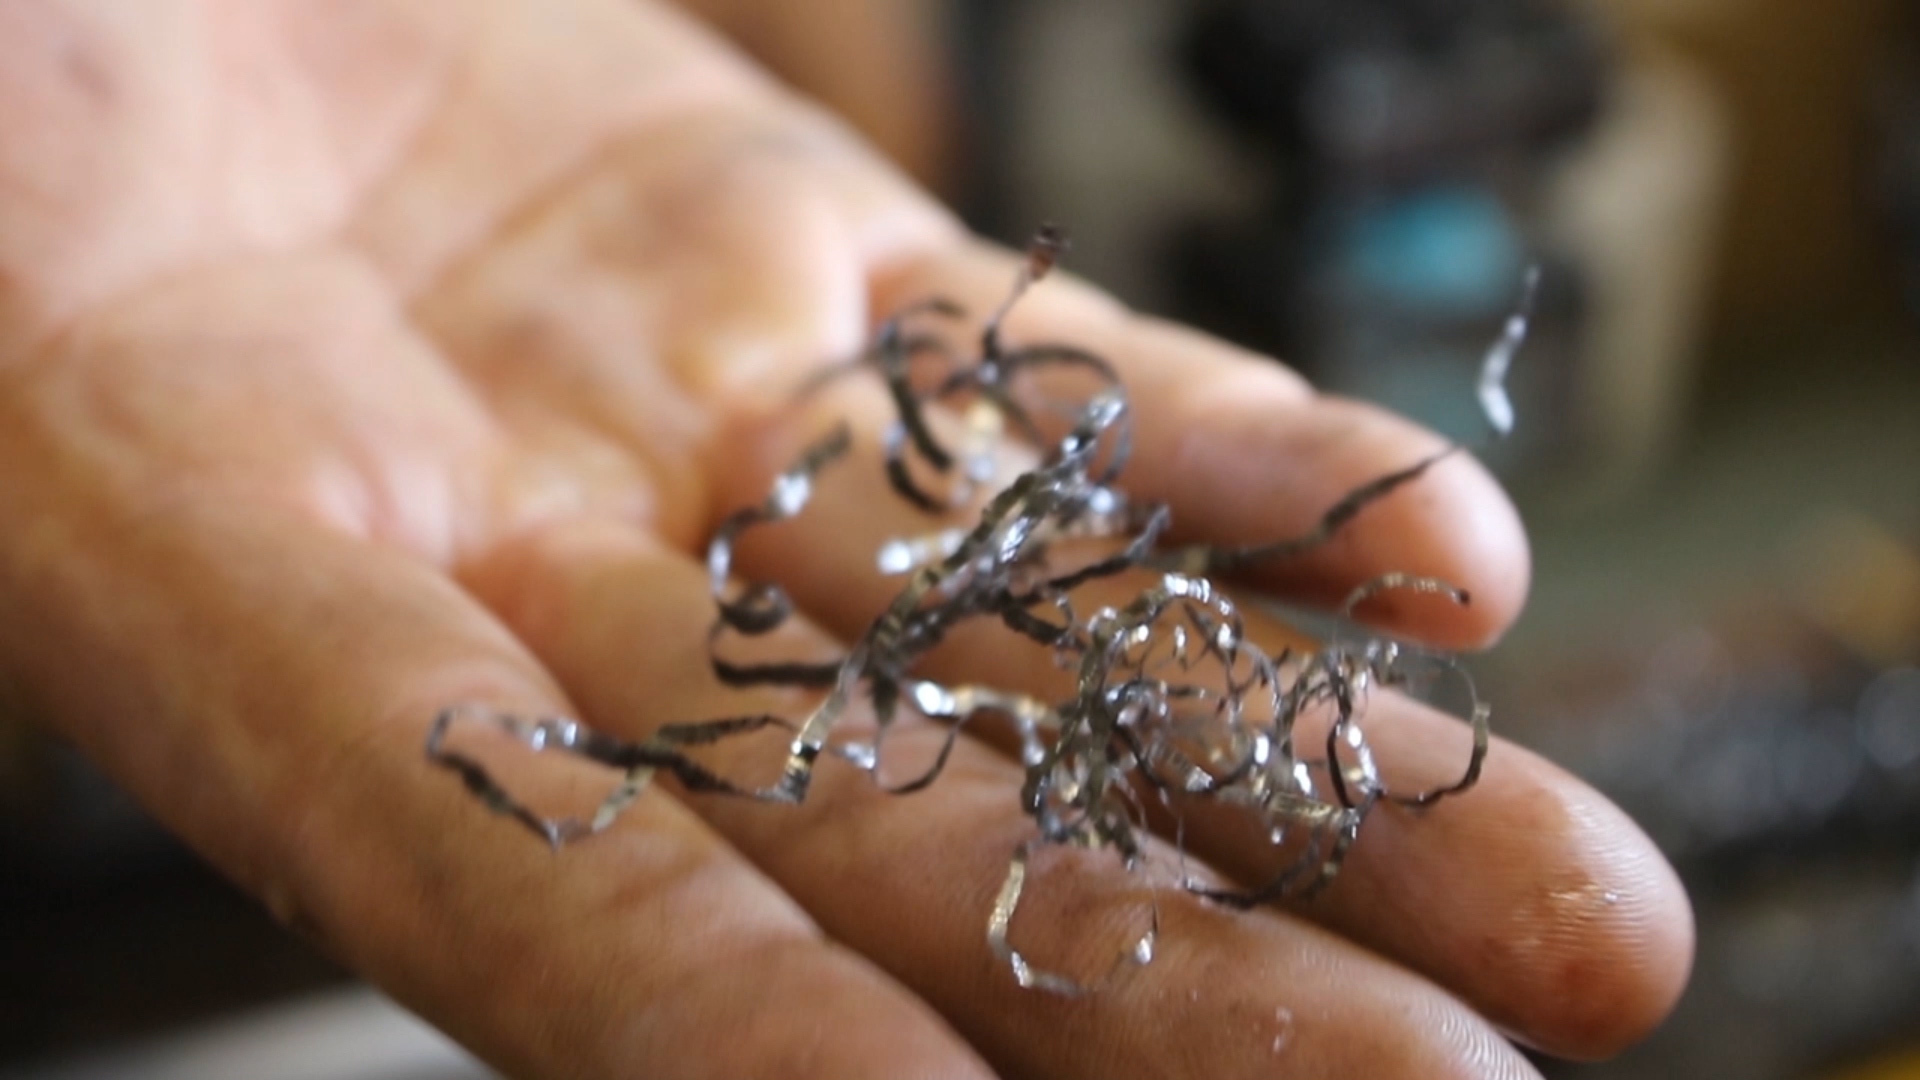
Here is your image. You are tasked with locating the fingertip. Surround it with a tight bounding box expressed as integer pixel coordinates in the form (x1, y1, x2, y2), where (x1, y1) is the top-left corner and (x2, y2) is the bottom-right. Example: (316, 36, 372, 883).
(1197, 690, 1696, 1064)
(1367, 743, 1693, 1062)
(1335, 443, 1532, 652)
(1156, 391, 1531, 651)
(1497, 779, 1695, 1061)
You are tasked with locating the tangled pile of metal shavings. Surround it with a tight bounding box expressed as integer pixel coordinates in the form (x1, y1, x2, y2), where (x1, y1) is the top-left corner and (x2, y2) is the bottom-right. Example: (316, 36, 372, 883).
(428, 229, 1532, 993)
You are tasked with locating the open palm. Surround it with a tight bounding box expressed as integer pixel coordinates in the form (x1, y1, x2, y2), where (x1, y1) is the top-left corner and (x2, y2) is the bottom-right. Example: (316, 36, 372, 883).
(0, 2, 1691, 1077)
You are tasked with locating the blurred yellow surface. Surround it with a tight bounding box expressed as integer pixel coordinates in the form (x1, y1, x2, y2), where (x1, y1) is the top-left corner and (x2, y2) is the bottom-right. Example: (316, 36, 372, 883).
(1823, 1051, 1920, 1080)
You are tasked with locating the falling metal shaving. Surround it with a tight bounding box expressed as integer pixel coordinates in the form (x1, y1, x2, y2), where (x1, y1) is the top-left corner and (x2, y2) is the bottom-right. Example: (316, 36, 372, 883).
(1477, 264, 1538, 440)
(429, 229, 1532, 994)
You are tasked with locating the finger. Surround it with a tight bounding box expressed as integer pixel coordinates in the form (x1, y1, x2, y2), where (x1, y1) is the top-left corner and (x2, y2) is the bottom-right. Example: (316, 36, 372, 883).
(1184, 691, 1696, 1061)
(867, 239, 1530, 650)
(947, 606, 1694, 1061)
(0, 499, 995, 1080)
(703, 380, 1691, 1060)
(470, 518, 1543, 1080)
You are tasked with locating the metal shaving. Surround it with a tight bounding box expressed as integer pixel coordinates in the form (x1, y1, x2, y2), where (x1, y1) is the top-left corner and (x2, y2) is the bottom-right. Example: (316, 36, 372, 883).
(429, 229, 1528, 993)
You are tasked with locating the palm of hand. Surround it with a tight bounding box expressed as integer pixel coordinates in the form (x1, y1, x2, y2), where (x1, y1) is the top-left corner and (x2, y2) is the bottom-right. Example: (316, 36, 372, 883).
(0, 2, 1691, 1077)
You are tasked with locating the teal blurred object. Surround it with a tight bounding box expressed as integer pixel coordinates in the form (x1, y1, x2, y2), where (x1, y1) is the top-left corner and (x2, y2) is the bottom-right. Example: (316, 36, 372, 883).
(1339, 185, 1526, 317)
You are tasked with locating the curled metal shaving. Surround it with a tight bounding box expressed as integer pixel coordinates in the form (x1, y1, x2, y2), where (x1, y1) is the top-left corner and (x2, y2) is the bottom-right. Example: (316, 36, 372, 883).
(426, 704, 795, 848)
(429, 231, 1531, 994)
(1477, 265, 1539, 440)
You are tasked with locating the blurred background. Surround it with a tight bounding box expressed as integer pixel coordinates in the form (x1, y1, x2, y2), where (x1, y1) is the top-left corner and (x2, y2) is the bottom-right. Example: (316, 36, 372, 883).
(3, 0, 1917, 1076)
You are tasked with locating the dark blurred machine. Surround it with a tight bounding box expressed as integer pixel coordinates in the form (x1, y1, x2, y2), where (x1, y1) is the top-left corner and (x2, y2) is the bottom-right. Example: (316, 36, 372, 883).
(1876, 21, 1920, 327)
(1170, 0, 1604, 454)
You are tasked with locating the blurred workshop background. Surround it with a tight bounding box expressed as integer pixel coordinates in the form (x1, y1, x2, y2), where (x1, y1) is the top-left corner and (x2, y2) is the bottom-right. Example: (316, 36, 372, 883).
(3, 0, 1917, 1077)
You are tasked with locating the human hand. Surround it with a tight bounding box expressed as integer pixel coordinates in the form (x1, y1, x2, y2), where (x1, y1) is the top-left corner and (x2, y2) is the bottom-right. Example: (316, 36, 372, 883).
(0, 2, 1691, 1077)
